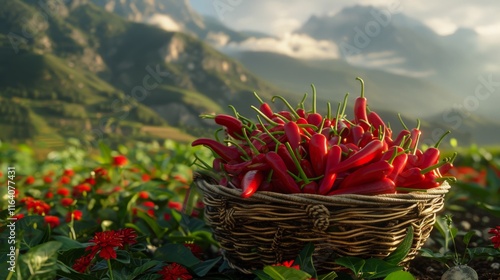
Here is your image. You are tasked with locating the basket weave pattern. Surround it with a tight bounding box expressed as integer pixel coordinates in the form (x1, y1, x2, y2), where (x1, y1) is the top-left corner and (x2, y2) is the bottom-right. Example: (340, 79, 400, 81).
(196, 177, 449, 274)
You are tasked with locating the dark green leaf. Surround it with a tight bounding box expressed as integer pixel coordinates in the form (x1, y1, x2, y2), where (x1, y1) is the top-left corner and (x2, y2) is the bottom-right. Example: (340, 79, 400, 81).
(361, 258, 403, 279)
(318, 271, 338, 280)
(18, 241, 62, 280)
(384, 226, 414, 265)
(192, 256, 222, 277)
(115, 250, 131, 264)
(128, 260, 161, 280)
(53, 235, 85, 251)
(384, 270, 415, 280)
(294, 243, 316, 277)
(153, 243, 200, 268)
(262, 266, 311, 280)
(468, 247, 500, 258)
(136, 211, 166, 239)
(463, 231, 476, 247)
(335, 257, 365, 275)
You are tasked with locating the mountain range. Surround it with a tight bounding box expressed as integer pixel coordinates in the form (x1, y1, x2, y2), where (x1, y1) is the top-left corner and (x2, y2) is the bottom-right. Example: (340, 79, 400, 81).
(1, 0, 498, 148)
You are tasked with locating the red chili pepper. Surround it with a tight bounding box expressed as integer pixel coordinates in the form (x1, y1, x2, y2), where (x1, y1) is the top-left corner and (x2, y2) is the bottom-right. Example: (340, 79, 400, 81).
(214, 114, 245, 139)
(302, 181, 318, 194)
(241, 170, 264, 198)
(276, 110, 294, 121)
(358, 131, 374, 148)
(259, 180, 274, 192)
(354, 77, 370, 130)
(260, 103, 274, 118)
(439, 162, 453, 175)
(332, 140, 385, 174)
(307, 113, 323, 127)
(409, 128, 421, 151)
(419, 148, 440, 169)
(191, 138, 241, 162)
(407, 149, 423, 168)
(368, 111, 392, 139)
(388, 130, 410, 147)
(328, 177, 396, 195)
(387, 153, 408, 181)
(300, 159, 316, 178)
(277, 144, 299, 174)
(212, 158, 224, 172)
(395, 167, 425, 187)
(265, 152, 301, 193)
(309, 134, 328, 176)
(349, 125, 364, 145)
(223, 161, 252, 175)
(284, 121, 301, 154)
(296, 108, 306, 118)
(402, 171, 440, 190)
(318, 145, 342, 195)
(338, 160, 394, 189)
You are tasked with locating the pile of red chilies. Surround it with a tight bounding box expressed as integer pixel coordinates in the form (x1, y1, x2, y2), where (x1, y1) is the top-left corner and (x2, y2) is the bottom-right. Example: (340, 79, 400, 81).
(192, 78, 456, 198)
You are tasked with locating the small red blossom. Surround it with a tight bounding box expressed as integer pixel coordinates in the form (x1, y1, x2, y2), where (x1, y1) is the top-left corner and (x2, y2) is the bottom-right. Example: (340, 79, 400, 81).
(86, 231, 123, 260)
(138, 191, 149, 199)
(84, 177, 96, 185)
(113, 186, 123, 192)
(93, 167, 108, 177)
(158, 263, 192, 280)
(57, 187, 71, 196)
(72, 253, 94, 273)
(61, 197, 74, 207)
(13, 213, 24, 220)
(142, 201, 155, 208)
(273, 260, 300, 270)
(63, 169, 75, 177)
(43, 176, 53, 184)
(25, 176, 35, 185)
(66, 209, 83, 222)
(73, 184, 91, 196)
(112, 155, 128, 167)
(141, 173, 151, 182)
(168, 201, 182, 211)
(117, 228, 138, 248)
(44, 215, 60, 228)
(489, 226, 500, 249)
(45, 191, 54, 199)
(184, 243, 203, 258)
(26, 199, 51, 215)
(60, 176, 71, 185)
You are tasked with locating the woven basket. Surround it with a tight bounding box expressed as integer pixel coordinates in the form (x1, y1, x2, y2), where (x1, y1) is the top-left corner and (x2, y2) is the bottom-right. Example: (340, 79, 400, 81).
(195, 175, 450, 274)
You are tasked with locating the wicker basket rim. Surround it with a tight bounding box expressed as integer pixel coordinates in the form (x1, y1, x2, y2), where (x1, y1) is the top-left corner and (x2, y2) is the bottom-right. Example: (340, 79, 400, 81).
(195, 175, 450, 205)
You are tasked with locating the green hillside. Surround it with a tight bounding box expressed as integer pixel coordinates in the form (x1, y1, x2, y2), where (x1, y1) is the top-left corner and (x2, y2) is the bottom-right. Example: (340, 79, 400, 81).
(0, 0, 297, 146)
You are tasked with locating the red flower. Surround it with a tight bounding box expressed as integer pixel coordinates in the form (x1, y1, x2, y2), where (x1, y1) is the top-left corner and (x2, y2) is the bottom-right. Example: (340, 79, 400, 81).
(117, 228, 138, 248)
(142, 201, 155, 208)
(184, 243, 203, 258)
(45, 191, 54, 199)
(158, 263, 192, 280)
(94, 167, 108, 177)
(57, 187, 71, 196)
(489, 226, 500, 248)
(61, 197, 74, 207)
(141, 174, 151, 182)
(112, 155, 128, 167)
(64, 169, 75, 177)
(27, 199, 51, 215)
(113, 186, 123, 192)
(25, 176, 35, 185)
(13, 213, 24, 220)
(86, 231, 123, 260)
(85, 177, 96, 185)
(43, 176, 53, 184)
(138, 191, 149, 199)
(60, 175, 71, 185)
(44, 216, 60, 228)
(273, 260, 300, 270)
(73, 184, 91, 196)
(72, 253, 94, 273)
(168, 201, 182, 211)
(66, 210, 83, 222)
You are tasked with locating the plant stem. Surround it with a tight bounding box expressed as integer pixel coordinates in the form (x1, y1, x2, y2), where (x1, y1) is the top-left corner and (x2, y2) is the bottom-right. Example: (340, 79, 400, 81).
(107, 259, 114, 280)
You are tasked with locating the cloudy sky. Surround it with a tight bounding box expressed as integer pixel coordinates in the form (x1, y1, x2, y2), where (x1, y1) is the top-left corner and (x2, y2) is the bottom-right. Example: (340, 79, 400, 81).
(189, 0, 500, 37)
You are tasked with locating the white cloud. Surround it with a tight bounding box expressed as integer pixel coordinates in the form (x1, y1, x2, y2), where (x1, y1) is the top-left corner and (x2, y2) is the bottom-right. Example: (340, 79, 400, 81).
(220, 33, 340, 59)
(145, 14, 182, 32)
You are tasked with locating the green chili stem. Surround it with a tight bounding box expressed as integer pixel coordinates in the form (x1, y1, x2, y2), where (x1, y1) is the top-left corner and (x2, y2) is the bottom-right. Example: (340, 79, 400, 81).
(298, 93, 308, 110)
(435, 130, 451, 148)
(327, 102, 332, 120)
(251, 105, 280, 126)
(356, 77, 365, 98)
(398, 113, 409, 130)
(272, 95, 300, 119)
(257, 116, 281, 145)
(311, 84, 317, 113)
(285, 142, 310, 184)
(253, 91, 265, 104)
